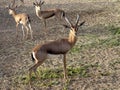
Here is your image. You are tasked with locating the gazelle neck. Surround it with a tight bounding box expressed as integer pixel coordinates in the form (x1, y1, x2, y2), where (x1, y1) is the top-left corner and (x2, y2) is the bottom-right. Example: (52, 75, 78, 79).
(11, 10, 16, 17)
(68, 30, 77, 46)
(35, 7, 42, 17)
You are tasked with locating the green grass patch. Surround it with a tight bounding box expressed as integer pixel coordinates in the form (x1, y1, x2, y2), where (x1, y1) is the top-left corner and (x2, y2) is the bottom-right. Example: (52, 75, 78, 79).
(108, 25, 120, 35)
(99, 36, 120, 47)
(70, 32, 120, 54)
(13, 63, 103, 86)
(70, 45, 81, 54)
(39, 68, 63, 79)
(73, 36, 120, 52)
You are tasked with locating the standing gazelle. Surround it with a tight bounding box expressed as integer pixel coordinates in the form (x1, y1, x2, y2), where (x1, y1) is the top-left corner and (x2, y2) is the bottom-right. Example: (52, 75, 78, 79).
(33, 0, 65, 28)
(8, 0, 33, 40)
(29, 15, 85, 83)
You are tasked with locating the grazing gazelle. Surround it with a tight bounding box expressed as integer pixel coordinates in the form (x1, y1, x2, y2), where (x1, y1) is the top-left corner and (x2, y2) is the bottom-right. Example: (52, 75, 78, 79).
(33, 0, 65, 28)
(8, 0, 33, 40)
(29, 15, 85, 83)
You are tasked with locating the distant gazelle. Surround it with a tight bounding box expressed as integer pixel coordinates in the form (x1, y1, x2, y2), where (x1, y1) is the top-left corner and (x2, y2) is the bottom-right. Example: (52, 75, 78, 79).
(8, 0, 33, 40)
(29, 15, 85, 83)
(33, 0, 65, 28)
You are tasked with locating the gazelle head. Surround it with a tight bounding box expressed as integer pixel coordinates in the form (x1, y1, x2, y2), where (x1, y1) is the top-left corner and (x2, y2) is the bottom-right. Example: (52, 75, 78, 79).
(8, 0, 17, 15)
(63, 15, 85, 36)
(33, 0, 45, 11)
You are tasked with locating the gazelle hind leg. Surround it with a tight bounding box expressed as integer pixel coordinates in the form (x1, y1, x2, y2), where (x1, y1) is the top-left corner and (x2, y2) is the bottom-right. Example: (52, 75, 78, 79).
(24, 25, 29, 39)
(16, 23, 19, 38)
(29, 60, 44, 82)
(29, 65, 38, 79)
(21, 25, 25, 40)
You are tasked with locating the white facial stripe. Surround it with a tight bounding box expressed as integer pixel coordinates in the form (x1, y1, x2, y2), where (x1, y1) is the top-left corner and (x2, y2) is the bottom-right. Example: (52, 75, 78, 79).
(9, 10, 12, 14)
(36, 6, 40, 10)
(70, 29, 76, 36)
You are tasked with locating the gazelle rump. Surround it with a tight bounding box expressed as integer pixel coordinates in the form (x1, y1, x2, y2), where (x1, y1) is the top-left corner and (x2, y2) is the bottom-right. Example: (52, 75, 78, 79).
(8, 0, 33, 40)
(33, 0, 65, 28)
(29, 15, 85, 82)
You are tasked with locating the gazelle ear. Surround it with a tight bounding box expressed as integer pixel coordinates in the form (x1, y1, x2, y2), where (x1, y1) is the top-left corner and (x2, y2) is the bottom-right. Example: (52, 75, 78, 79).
(62, 24, 71, 28)
(78, 21, 85, 27)
(33, 2, 36, 6)
(14, 5, 18, 9)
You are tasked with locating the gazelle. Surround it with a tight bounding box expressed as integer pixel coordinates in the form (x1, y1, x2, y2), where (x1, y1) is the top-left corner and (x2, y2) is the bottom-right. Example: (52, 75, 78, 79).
(33, 0, 65, 28)
(8, 0, 33, 40)
(29, 15, 85, 83)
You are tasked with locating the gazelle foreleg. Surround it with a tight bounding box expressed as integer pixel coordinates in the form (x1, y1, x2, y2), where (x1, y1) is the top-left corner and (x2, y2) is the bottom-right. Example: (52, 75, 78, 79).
(63, 54, 67, 81)
(43, 19, 46, 29)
